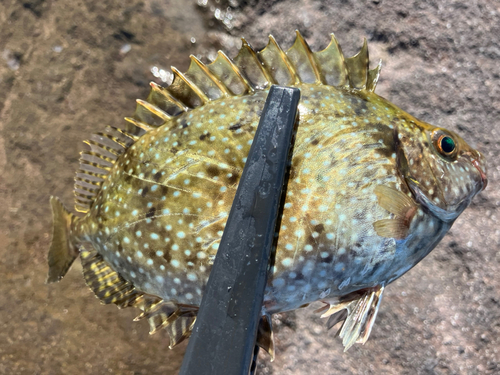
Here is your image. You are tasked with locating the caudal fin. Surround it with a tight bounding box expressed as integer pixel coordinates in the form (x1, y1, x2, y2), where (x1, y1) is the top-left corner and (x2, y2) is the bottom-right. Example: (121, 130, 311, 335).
(46, 196, 79, 283)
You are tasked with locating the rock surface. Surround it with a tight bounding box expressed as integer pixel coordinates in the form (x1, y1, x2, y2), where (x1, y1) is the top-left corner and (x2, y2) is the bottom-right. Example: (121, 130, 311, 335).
(0, 0, 499, 374)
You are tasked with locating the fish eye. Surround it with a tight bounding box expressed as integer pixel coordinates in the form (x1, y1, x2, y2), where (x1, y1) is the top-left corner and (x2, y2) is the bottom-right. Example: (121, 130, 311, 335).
(432, 130, 458, 160)
(439, 135, 456, 154)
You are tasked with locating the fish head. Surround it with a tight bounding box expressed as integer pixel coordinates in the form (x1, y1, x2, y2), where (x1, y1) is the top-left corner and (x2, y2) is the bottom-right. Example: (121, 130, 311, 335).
(398, 121, 487, 222)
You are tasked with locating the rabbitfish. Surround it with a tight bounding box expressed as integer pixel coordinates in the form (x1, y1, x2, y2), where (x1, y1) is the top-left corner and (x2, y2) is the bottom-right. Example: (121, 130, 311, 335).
(47, 31, 487, 353)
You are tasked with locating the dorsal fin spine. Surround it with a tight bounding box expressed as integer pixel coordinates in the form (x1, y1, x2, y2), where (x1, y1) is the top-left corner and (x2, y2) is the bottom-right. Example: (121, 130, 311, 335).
(214, 50, 254, 94)
(290, 30, 322, 84)
(238, 37, 273, 87)
(269, 35, 300, 85)
(257, 35, 299, 86)
(171, 67, 210, 104)
(367, 60, 382, 92)
(136, 99, 172, 121)
(345, 39, 369, 89)
(149, 81, 188, 113)
(313, 33, 348, 87)
(124, 117, 155, 132)
(190, 55, 231, 97)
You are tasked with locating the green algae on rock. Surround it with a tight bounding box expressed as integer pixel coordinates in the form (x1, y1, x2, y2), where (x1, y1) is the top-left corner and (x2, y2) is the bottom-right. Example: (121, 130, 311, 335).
(47, 31, 487, 353)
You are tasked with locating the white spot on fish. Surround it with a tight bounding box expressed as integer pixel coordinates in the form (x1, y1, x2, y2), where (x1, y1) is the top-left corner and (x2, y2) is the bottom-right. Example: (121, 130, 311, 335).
(281, 258, 293, 267)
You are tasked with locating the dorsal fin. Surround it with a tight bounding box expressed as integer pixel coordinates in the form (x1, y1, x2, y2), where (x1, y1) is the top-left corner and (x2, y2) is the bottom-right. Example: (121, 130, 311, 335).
(74, 125, 138, 213)
(207, 51, 253, 95)
(312, 33, 349, 87)
(286, 30, 321, 84)
(258, 35, 299, 86)
(74, 32, 382, 213)
(233, 38, 271, 89)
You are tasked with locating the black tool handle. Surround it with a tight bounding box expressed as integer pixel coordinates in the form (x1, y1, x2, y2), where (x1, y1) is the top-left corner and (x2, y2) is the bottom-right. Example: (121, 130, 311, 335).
(179, 85, 300, 375)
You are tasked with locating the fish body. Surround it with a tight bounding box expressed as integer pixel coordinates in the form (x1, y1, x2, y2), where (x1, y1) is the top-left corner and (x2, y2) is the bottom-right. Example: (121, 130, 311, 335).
(47, 32, 487, 352)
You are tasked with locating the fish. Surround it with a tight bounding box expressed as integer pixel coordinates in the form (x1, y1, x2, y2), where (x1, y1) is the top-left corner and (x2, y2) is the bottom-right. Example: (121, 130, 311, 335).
(46, 31, 487, 354)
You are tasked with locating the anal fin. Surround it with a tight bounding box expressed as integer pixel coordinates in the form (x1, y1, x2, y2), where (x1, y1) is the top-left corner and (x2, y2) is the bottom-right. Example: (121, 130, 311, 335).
(256, 314, 275, 361)
(320, 285, 385, 351)
(80, 248, 198, 348)
(80, 249, 146, 308)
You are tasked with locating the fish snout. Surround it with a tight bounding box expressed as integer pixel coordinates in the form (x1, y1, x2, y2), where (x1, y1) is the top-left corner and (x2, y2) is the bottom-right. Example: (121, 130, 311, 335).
(470, 151, 488, 191)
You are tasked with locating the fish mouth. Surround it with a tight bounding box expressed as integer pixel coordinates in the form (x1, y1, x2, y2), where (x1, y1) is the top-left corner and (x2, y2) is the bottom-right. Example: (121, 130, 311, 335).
(471, 158, 488, 191)
(405, 177, 463, 222)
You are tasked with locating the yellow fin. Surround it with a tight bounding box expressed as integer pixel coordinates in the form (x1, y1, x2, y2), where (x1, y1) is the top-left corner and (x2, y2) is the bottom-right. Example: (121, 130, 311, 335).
(134, 98, 172, 126)
(186, 55, 229, 100)
(207, 51, 252, 96)
(74, 125, 137, 213)
(367, 60, 382, 92)
(257, 35, 299, 86)
(80, 249, 146, 307)
(313, 33, 348, 87)
(373, 185, 418, 239)
(256, 315, 275, 361)
(233, 38, 271, 89)
(164, 309, 197, 348)
(345, 38, 369, 89)
(81, 248, 198, 347)
(46, 197, 79, 283)
(286, 30, 321, 84)
(319, 286, 385, 351)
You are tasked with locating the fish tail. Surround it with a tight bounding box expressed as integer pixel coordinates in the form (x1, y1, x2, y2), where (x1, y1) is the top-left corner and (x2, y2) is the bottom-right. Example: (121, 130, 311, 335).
(46, 196, 79, 283)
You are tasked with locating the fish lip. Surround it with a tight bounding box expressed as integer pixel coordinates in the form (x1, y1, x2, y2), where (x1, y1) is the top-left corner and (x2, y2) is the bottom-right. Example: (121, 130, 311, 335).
(471, 158, 488, 191)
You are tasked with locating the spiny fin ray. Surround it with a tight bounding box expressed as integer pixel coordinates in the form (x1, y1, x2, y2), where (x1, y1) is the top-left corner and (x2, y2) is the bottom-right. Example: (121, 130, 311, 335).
(345, 38, 369, 89)
(320, 286, 385, 351)
(313, 34, 349, 87)
(257, 35, 299, 86)
(80, 248, 199, 348)
(286, 30, 321, 84)
(74, 123, 139, 212)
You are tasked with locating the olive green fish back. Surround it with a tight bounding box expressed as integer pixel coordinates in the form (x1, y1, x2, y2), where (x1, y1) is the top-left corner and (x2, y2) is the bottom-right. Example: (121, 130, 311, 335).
(73, 31, 381, 213)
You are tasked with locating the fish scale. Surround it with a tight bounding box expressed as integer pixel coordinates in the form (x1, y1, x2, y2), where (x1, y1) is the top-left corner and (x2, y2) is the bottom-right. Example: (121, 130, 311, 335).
(47, 31, 487, 353)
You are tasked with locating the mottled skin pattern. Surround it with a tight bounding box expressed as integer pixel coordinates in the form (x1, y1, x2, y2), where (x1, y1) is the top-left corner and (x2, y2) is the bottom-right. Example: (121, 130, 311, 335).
(72, 83, 486, 315)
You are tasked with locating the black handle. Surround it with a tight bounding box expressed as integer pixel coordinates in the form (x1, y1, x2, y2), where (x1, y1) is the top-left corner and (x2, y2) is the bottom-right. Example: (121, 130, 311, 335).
(179, 85, 300, 375)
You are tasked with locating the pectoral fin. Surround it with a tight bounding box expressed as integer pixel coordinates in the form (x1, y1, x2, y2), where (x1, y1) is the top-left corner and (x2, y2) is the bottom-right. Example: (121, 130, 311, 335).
(373, 185, 418, 239)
